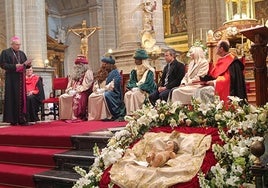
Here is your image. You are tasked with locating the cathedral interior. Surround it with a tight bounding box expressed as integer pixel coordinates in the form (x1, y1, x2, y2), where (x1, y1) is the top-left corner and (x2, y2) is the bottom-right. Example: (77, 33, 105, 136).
(0, 1, 267, 187)
(0, 0, 268, 109)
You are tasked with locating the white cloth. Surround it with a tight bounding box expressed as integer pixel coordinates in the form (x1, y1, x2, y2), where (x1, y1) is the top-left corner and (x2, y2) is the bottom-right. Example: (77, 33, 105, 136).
(110, 131, 211, 188)
(193, 85, 215, 103)
(171, 84, 204, 104)
(59, 93, 73, 119)
(87, 92, 112, 120)
(88, 80, 112, 120)
(124, 89, 146, 115)
(171, 59, 208, 104)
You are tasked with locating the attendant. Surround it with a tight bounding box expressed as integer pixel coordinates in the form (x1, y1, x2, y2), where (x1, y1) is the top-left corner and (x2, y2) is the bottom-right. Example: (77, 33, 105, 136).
(0, 36, 32, 125)
(25, 66, 45, 122)
(59, 55, 94, 121)
(170, 45, 209, 104)
(149, 49, 185, 106)
(124, 49, 156, 115)
(88, 56, 125, 121)
(194, 40, 247, 104)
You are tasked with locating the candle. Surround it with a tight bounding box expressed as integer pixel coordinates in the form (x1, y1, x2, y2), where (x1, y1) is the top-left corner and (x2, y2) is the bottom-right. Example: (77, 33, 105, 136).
(200, 28, 202, 40)
(191, 34, 193, 45)
(241, 34, 244, 56)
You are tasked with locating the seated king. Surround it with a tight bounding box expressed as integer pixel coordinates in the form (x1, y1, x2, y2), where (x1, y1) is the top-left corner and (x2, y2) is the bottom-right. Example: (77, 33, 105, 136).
(124, 49, 156, 115)
(59, 55, 94, 121)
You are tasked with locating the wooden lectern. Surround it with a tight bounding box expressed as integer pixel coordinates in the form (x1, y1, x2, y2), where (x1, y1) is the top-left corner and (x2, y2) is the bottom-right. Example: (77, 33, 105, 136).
(240, 26, 268, 106)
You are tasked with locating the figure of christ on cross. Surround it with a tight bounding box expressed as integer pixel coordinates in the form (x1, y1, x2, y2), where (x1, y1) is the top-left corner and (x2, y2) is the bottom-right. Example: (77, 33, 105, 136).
(68, 20, 101, 58)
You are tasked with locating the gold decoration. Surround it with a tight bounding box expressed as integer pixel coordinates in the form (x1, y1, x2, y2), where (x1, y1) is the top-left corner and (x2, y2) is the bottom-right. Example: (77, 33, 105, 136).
(250, 140, 265, 167)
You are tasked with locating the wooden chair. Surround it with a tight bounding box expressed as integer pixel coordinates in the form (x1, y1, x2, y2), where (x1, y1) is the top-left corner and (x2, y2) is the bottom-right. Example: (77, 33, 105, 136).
(41, 77, 68, 120)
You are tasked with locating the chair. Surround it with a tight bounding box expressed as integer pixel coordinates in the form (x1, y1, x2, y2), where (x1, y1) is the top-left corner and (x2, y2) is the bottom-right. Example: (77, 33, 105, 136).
(27, 77, 45, 122)
(41, 77, 68, 120)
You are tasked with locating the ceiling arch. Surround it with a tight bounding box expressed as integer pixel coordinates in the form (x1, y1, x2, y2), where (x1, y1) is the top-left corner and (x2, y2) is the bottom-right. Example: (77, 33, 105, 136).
(45, 0, 89, 16)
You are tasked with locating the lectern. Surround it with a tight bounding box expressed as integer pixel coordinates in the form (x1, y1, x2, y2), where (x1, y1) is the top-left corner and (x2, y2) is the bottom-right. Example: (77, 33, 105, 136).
(240, 26, 268, 106)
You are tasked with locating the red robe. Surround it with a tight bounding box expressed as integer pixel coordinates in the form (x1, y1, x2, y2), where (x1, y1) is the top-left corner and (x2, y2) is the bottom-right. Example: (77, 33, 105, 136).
(26, 74, 40, 95)
(209, 53, 235, 102)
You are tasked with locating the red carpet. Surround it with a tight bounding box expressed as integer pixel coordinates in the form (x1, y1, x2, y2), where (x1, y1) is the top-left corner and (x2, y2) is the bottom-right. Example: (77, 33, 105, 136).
(0, 120, 127, 148)
(0, 120, 127, 187)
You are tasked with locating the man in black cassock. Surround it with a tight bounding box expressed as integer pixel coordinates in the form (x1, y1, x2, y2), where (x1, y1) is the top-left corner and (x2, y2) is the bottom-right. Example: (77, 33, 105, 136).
(0, 36, 32, 125)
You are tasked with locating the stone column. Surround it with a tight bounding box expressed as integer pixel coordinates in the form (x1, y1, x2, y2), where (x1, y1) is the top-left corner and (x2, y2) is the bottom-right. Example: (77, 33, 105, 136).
(117, 0, 142, 49)
(88, 1, 103, 72)
(0, 0, 6, 49)
(186, 0, 225, 46)
(5, 0, 47, 68)
(5, 0, 52, 98)
(115, 0, 165, 73)
(117, 0, 165, 49)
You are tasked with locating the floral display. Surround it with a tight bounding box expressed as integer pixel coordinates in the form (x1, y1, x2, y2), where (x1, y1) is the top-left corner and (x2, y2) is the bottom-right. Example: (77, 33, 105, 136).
(226, 26, 238, 37)
(187, 40, 208, 58)
(73, 96, 268, 188)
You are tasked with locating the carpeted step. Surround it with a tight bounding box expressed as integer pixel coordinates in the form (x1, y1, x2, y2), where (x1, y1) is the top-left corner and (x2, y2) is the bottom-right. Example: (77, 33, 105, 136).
(0, 121, 127, 187)
(0, 145, 68, 167)
(0, 163, 51, 188)
(0, 120, 127, 148)
(34, 169, 81, 188)
(54, 150, 94, 171)
(0, 185, 18, 188)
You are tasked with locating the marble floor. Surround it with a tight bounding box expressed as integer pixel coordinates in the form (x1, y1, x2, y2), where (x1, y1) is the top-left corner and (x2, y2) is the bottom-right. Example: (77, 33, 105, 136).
(0, 111, 55, 128)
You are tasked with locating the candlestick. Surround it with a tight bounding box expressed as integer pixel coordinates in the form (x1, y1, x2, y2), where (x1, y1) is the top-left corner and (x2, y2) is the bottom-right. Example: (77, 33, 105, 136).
(241, 34, 244, 56)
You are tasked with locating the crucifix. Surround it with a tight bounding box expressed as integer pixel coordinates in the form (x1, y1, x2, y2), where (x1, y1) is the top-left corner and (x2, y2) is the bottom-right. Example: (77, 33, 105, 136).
(68, 20, 101, 58)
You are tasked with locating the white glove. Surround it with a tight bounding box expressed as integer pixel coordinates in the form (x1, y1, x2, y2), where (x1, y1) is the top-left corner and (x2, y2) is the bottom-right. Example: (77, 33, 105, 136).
(68, 89, 77, 96)
(105, 80, 115, 91)
(132, 87, 140, 92)
(97, 88, 105, 94)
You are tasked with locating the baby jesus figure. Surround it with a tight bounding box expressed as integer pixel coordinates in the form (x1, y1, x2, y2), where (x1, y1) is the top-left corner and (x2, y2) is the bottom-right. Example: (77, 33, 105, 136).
(146, 139, 179, 167)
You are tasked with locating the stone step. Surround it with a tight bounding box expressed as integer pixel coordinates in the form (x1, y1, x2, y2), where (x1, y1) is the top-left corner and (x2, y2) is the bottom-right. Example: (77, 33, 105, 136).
(34, 130, 115, 187)
(34, 169, 80, 188)
(54, 150, 94, 171)
(71, 131, 113, 150)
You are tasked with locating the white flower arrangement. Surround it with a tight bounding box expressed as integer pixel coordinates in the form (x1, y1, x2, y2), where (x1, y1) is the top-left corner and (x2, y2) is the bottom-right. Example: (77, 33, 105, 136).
(226, 26, 238, 37)
(73, 96, 268, 188)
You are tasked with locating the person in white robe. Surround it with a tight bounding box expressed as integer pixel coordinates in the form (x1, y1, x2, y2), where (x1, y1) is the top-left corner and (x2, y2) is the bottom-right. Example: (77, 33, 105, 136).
(124, 49, 156, 115)
(170, 45, 209, 104)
